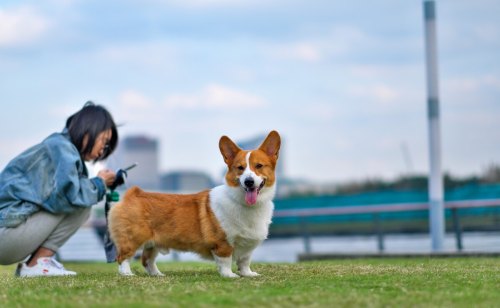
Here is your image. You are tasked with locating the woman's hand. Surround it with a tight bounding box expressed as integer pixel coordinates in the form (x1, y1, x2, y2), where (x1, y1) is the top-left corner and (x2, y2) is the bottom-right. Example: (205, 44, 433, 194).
(97, 169, 116, 187)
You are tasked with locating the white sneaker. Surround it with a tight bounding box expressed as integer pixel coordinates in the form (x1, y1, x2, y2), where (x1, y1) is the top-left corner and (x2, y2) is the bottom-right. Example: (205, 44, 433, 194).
(16, 257, 77, 277)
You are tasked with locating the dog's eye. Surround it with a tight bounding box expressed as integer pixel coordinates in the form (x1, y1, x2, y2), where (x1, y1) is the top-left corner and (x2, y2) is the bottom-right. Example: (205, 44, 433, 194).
(237, 166, 245, 171)
(255, 163, 263, 169)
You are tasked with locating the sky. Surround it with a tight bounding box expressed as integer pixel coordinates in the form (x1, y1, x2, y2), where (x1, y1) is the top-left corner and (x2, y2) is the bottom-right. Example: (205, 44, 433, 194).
(1, 0, 499, 184)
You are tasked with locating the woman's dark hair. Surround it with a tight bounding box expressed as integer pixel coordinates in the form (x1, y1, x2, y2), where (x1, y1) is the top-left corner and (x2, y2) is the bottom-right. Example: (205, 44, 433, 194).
(65, 101, 118, 161)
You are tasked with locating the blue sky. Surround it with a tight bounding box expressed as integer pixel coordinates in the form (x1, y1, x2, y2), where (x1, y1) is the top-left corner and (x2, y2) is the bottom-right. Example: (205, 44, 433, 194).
(1, 0, 499, 183)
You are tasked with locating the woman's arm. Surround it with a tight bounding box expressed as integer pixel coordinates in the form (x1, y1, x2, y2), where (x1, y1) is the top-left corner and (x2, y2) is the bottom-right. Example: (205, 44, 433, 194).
(41, 134, 108, 212)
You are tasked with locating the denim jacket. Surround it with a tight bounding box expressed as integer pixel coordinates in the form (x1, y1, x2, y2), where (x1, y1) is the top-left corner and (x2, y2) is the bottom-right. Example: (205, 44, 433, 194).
(0, 130, 106, 228)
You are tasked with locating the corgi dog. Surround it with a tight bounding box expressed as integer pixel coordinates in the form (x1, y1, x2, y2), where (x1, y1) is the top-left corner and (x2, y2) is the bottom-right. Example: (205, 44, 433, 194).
(108, 131, 281, 278)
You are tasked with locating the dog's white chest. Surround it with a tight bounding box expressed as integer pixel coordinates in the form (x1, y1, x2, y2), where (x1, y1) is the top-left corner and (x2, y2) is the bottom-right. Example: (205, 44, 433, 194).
(209, 185, 274, 245)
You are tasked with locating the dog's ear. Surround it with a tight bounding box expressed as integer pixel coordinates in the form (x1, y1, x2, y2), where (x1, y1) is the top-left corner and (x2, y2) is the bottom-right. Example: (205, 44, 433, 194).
(219, 135, 241, 165)
(259, 130, 281, 162)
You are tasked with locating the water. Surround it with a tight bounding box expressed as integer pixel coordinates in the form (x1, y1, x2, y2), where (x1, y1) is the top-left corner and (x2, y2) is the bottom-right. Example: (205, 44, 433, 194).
(59, 227, 500, 263)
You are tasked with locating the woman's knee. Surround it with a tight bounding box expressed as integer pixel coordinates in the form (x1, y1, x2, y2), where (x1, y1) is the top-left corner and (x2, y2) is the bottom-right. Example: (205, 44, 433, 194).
(68, 207, 92, 225)
(80, 207, 92, 224)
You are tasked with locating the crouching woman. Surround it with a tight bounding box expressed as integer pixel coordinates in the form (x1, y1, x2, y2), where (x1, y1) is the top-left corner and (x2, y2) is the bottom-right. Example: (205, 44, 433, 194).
(0, 102, 118, 277)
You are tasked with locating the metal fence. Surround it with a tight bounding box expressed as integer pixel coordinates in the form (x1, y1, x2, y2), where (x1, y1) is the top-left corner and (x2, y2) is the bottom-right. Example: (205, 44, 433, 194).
(273, 199, 500, 254)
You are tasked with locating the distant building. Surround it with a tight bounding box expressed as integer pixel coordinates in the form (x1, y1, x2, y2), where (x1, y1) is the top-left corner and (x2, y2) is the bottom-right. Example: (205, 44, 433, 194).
(109, 135, 160, 190)
(160, 171, 215, 193)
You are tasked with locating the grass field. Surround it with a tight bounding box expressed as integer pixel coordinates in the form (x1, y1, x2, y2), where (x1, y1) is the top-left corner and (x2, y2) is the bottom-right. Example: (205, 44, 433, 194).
(1, 258, 499, 307)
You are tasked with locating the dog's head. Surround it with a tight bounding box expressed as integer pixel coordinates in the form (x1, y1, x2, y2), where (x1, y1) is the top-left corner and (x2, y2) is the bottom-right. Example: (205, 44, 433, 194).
(219, 131, 281, 206)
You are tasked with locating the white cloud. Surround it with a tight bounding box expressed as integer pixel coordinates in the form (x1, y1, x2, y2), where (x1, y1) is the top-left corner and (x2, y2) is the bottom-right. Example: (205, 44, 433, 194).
(484, 75, 500, 89)
(349, 65, 416, 78)
(47, 0, 79, 7)
(473, 23, 500, 44)
(348, 83, 401, 105)
(48, 104, 83, 118)
(204, 84, 265, 107)
(371, 85, 400, 103)
(114, 90, 163, 130)
(301, 102, 340, 121)
(262, 25, 388, 64)
(443, 75, 500, 107)
(164, 84, 267, 109)
(148, 0, 273, 9)
(327, 25, 371, 54)
(294, 43, 322, 62)
(0, 6, 50, 47)
(100, 42, 177, 66)
(118, 89, 154, 109)
(264, 41, 322, 63)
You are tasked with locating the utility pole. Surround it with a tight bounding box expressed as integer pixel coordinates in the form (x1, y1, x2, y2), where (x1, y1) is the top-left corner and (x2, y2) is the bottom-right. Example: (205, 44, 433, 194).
(423, 0, 445, 251)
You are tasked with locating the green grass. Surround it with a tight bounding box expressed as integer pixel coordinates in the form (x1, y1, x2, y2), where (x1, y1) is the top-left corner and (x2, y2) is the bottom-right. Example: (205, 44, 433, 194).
(1, 258, 499, 307)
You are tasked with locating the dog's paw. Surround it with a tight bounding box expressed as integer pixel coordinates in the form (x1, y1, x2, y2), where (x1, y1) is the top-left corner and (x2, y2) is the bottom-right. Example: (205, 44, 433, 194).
(240, 270, 260, 277)
(146, 269, 165, 277)
(144, 264, 165, 276)
(119, 270, 135, 276)
(118, 262, 135, 276)
(220, 271, 240, 278)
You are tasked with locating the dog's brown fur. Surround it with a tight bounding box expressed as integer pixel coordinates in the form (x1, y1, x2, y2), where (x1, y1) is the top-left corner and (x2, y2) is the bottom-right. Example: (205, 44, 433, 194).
(108, 187, 233, 266)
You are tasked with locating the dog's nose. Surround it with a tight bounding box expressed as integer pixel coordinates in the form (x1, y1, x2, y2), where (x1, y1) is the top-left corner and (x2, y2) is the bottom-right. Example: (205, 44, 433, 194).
(244, 177, 255, 188)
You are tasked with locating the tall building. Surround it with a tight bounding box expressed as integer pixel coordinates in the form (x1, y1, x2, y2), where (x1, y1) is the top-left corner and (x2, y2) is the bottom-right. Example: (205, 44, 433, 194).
(160, 171, 215, 193)
(109, 135, 160, 190)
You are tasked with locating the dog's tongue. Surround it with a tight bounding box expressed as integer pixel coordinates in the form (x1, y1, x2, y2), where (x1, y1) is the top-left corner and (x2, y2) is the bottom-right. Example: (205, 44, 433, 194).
(245, 189, 258, 205)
